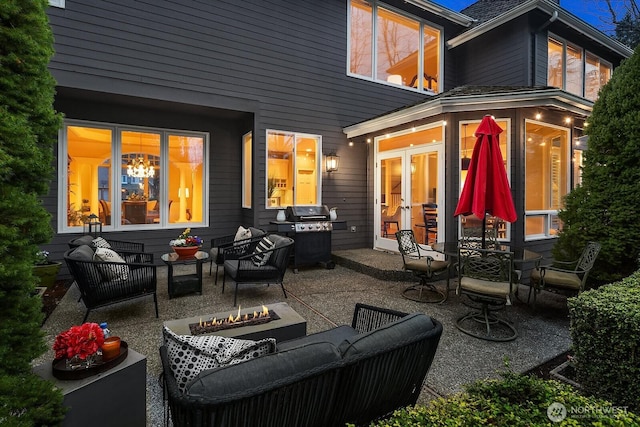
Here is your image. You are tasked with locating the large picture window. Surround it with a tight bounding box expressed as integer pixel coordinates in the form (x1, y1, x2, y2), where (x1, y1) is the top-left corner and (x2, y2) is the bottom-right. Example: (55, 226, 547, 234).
(524, 120, 570, 239)
(349, 0, 441, 93)
(266, 130, 321, 208)
(548, 35, 612, 101)
(60, 121, 208, 232)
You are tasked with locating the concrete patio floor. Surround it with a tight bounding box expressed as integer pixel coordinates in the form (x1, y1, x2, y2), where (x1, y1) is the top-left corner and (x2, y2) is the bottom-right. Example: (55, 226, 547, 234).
(35, 248, 572, 426)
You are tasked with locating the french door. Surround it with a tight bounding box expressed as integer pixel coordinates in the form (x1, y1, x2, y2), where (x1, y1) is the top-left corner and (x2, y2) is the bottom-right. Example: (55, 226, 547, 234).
(376, 145, 443, 252)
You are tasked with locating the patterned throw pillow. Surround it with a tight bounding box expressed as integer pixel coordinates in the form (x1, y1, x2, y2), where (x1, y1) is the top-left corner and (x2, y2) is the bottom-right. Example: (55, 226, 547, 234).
(92, 237, 112, 249)
(251, 236, 275, 267)
(234, 226, 252, 242)
(163, 326, 276, 394)
(93, 247, 128, 280)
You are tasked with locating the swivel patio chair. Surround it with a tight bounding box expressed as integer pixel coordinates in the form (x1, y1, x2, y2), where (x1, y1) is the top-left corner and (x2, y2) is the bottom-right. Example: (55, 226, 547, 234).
(456, 246, 516, 341)
(222, 234, 294, 306)
(396, 230, 450, 303)
(529, 241, 601, 307)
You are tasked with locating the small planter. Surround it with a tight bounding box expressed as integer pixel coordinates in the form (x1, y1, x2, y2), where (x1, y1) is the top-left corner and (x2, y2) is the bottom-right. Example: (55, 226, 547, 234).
(32, 262, 62, 289)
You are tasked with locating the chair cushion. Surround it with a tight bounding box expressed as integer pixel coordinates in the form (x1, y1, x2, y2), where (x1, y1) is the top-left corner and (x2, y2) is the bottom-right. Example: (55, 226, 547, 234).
(404, 258, 449, 273)
(234, 226, 252, 242)
(460, 277, 511, 299)
(186, 341, 341, 398)
(66, 244, 95, 261)
(248, 227, 266, 238)
(277, 325, 359, 351)
(531, 268, 582, 290)
(92, 237, 112, 249)
(69, 235, 94, 247)
(93, 248, 129, 280)
(163, 326, 276, 394)
(251, 236, 276, 267)
(338, 313, 434, 359)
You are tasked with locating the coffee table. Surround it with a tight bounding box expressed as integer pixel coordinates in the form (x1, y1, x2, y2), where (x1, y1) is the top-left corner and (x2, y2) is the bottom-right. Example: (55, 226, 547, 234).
(161, 250, 209, 299)
(164, 302, 307, 342)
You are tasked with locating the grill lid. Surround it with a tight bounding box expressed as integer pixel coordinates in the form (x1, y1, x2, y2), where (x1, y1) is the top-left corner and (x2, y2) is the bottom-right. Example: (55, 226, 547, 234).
(286, 205, 330, 221)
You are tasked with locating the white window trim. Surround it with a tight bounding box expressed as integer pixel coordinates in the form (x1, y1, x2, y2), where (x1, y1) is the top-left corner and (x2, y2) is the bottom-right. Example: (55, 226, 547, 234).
(346, 0, 444, 95)
(242, 131, 252, 209)
(48, 0, 65, 8)
(524, 119, 571, 241)
(58, 119, 210, 233)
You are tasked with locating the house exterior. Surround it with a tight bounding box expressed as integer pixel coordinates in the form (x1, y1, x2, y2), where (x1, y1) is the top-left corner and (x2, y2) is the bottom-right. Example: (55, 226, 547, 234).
(44, 0, 632, 266)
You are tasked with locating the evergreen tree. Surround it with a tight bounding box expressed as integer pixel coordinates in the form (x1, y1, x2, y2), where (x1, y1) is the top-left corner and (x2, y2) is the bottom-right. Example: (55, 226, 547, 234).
(556, 45, 640, 284)
(0, 0, 65, 424)
(615, 13, 640, 49)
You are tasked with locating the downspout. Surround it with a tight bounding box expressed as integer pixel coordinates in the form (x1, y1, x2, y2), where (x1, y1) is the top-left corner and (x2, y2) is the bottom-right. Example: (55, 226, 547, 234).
(531, 10, 558, 86)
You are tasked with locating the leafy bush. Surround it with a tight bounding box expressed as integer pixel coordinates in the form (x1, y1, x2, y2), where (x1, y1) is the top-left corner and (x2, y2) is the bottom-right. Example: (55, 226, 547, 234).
(368, 372, 639, 426)
(568, 271, 640, 413)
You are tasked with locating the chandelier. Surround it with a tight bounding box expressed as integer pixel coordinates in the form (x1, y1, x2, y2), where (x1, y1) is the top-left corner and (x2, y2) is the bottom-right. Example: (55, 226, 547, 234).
(127, 156, 155, 178)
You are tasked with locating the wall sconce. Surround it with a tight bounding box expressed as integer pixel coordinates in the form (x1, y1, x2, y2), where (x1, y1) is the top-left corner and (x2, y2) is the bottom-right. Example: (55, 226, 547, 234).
(326, 153, 339, 173)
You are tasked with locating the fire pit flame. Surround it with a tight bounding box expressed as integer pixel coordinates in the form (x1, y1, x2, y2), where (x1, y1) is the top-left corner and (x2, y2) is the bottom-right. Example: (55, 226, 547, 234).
(189, 305, 280, 335)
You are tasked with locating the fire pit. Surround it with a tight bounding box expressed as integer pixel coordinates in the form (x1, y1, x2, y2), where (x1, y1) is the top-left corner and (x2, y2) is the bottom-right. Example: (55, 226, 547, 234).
(188, 305, 281, 336)
(164, 302, 307, 342)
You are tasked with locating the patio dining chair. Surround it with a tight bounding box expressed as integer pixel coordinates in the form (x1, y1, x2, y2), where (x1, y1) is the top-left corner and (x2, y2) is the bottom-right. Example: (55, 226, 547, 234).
(396, 230, 450, 303)
(456, 246, 516, 341)
(528, 241, 601, 307)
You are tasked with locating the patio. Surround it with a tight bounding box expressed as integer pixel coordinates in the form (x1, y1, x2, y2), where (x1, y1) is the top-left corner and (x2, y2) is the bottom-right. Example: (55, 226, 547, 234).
(35, 248, 572, 426)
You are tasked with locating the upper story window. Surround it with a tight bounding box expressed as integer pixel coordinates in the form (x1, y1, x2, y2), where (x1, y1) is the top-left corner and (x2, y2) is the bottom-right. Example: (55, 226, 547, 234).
(548, 36, 612, 101)
(349, 0, 442, 94)
(60, 121, 208, 232)
(266, 130, 321, 208)
(48, 0, 65, 8)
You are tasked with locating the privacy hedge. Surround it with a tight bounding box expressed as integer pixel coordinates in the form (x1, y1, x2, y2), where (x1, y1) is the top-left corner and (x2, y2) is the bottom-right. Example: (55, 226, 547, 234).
(568, 271, 640, 413)
(367, 371, 639, 426)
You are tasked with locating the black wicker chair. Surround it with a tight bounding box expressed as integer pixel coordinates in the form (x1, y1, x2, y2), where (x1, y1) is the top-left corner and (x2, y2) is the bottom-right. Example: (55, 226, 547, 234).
(64, 245, 158, 322)
(208, 227, 266, 285)
(222, 234, 294, 306)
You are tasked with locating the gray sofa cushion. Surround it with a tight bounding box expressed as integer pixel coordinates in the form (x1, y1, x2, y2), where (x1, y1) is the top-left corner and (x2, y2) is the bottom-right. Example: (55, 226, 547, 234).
(338, 313, 435, 359)
(67, 244, 95, 261)
(277, 325, 359, 352)
(69, 235, 94, 247)
(187, 341, 342, 398)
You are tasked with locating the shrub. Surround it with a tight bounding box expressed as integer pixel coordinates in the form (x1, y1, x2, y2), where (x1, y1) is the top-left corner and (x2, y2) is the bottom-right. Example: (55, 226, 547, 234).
(568, 272, 640, 413)
(368, 372, 640, 426)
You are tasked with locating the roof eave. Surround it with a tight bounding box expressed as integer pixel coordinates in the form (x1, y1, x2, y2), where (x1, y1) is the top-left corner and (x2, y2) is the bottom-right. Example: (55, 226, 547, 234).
(343, 89, 593, 138)
(446, 0, 633, 58)
(404, 0, 475, 27)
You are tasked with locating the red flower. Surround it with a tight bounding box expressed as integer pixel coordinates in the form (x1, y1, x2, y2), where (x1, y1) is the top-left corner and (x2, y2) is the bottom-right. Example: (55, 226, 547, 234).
(53, 323, 105, 359)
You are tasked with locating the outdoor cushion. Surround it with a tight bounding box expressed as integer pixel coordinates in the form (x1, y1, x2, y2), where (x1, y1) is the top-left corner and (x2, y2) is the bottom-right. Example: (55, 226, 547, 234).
(92, 237, 112, 248)
(163, 326, 276, 394)
(460, 277, 511, 299)
(531, 268, 582, 290)
(338, 313, 434, 359)
(251, 236, 276, 267)
(93, 247, 129, 280)
(404, 258, 449, 272)
(69, 235, 94, 247)
(66, 244, 95, 261)
(234, 226, 252, 242)
(187, 341, 342, 398)
(277, 325, 359, 352)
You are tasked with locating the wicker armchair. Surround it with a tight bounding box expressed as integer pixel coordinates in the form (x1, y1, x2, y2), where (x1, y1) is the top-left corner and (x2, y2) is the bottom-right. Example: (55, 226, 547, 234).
(64, 245, 158, 322)
(457, 246, 516, 341)
(222, 234, 294, 306)
(208, 227, 266, 285)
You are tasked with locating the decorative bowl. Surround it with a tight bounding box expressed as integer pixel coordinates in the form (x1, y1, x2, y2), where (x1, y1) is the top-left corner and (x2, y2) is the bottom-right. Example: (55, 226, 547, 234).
(172, 246, 200, 257)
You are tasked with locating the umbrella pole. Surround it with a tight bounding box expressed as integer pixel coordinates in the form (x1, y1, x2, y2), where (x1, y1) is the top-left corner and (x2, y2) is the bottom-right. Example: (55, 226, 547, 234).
(482, 215, 486, 249)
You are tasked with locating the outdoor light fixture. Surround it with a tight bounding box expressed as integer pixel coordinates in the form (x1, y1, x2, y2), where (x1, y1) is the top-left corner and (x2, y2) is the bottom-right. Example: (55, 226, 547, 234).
(84, 213, 102, 238)
(127, 134, 155, 178)
(326, 152, 339, 173)
(461, 123, 471, 171)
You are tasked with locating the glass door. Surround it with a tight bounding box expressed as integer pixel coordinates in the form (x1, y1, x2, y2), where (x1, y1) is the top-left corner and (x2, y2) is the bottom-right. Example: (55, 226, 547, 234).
(376, 145, 443, 252)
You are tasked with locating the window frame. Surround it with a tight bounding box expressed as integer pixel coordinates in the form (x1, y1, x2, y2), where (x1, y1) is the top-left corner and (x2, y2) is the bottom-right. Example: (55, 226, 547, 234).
(48, 0, 65, 8)
(242, 131, 252, 209)
(265, 129, 322, 209)
(524, 119, 571, 241)
(58, 119, 210, 233)
(347, 0, 444, 94)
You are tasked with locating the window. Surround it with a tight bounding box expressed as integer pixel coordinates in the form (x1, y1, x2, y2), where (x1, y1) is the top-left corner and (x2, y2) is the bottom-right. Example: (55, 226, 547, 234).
(524, 120, 570, 239)
(459, 119, 511, 240)
(548, 36, 612, 101)
(48, 0, 65, 7)
(266, 130, 321, 208)
(349, 0, 441, 93)
(242, 132, 252, 208)
(60, 121, 208, 232)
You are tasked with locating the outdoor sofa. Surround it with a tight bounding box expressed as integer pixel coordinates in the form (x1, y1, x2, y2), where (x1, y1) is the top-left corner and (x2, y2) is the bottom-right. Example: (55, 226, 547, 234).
(160, 303, 443, 427)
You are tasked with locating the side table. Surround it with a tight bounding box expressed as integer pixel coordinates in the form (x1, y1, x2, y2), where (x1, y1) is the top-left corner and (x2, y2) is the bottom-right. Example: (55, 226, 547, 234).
(161, 251, 209, 299)
(32, 348, 147, 427)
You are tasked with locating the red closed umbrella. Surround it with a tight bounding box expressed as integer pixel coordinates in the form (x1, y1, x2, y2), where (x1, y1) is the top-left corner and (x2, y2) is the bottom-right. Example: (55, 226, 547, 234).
(454, 115, 516, 244)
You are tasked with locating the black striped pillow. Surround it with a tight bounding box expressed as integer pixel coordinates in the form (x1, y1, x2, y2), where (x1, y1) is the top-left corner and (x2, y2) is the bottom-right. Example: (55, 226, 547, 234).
(251, 236, 275, 267)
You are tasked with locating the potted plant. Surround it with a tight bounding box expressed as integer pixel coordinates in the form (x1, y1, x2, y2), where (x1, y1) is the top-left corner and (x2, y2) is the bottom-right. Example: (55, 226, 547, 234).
(32, 250, 62, 289)
(169, 228, 203, 257)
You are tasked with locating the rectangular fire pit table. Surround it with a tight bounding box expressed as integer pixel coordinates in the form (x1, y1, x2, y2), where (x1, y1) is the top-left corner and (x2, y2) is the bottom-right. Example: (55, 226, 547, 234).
(161, 250, 209, 299)
(164, 302, 307, 342)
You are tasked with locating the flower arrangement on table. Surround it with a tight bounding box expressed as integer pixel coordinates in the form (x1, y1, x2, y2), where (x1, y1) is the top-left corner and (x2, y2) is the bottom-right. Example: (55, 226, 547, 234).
(53, 323, 105, 366)
(170, 228, 203, 257)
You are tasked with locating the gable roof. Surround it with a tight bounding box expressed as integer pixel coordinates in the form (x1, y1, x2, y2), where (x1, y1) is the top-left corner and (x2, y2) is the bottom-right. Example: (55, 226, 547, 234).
(343, 85, 593, 138)
(447, 0, 633, 58)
